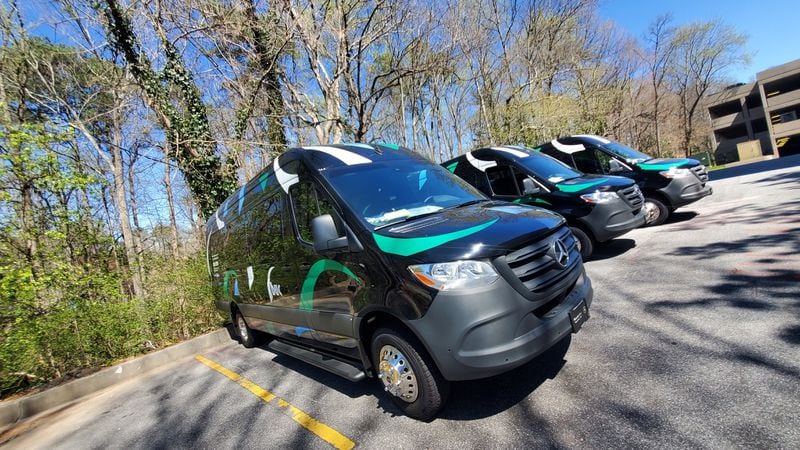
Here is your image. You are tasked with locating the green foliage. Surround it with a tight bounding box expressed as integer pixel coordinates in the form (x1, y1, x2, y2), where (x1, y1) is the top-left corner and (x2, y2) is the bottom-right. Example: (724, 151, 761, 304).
(0, 254, 223, 398)
(0, 122, 223, 398)
(98, 0, 235, 217)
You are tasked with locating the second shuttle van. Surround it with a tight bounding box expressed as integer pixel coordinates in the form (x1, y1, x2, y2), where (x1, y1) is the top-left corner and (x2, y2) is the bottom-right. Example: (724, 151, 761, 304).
(443, 146, 646, 259)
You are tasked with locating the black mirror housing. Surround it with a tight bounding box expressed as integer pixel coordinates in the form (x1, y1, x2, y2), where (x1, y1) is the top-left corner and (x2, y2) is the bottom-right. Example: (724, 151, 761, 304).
(311, 214, 348, 253)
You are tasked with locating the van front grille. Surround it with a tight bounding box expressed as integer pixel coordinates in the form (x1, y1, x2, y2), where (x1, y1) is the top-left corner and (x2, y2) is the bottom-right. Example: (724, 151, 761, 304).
(494, 226, 582, 313)
(619, 185, 644, 208)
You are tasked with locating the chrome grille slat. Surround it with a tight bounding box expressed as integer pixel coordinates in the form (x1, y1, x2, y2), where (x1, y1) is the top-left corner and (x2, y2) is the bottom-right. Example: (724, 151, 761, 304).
(499, 226, 582, 315)
(692, 165, 709, 183)
(619, 185, 644, 208)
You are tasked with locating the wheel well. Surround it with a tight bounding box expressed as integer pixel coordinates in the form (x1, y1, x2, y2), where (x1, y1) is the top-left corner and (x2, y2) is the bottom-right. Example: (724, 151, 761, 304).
(358, 311, 428, 373)
(643, 190, 672, 209)
(567, 220, 595, 242)
(229, 301, 239, 322)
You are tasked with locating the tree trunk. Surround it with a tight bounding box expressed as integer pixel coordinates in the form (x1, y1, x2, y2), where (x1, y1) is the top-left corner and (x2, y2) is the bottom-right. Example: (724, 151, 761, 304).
(126, 154, 145, 273)
(109, 124, 143, 298)
(163, 149, 181, 258)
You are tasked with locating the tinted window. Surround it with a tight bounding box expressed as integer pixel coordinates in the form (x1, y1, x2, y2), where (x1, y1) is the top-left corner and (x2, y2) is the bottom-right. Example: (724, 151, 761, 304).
(452, 159, 492, 196)
(516, 153, 582, 183)
(486, 166, 520, 196)
(537, 144, 573, 165)
(290, 181, 338, 244)
(321, 160, 484, 229)
(572, 148, 604, 174)
(248, 192, 287, 261)
(600, 141, 651, 163)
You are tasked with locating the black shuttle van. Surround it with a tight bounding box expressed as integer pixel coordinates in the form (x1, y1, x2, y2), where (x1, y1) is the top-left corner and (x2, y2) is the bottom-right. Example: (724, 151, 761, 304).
(442, 146, 646, 259)
(205, 143, 593, 420)
(536, 135, 713, 226)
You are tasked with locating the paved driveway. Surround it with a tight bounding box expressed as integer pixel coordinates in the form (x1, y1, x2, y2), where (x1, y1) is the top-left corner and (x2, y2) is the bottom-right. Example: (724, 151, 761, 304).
(3, 157, 799, 449)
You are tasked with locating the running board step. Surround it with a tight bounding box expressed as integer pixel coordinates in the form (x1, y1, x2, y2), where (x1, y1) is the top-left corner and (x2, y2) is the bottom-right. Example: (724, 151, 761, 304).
(268, 340, 366, 382)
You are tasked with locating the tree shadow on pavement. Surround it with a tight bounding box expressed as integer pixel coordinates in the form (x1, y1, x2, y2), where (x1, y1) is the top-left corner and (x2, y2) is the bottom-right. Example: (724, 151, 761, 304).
(745, 170, 800, 187)
(589, 238, 636, 261)
(709, 154, 800, 181)
(663, 211, 698, 224)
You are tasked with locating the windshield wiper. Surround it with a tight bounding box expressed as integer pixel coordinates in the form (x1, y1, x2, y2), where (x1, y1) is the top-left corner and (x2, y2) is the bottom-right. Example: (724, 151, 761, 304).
(448, 199, 488, 209)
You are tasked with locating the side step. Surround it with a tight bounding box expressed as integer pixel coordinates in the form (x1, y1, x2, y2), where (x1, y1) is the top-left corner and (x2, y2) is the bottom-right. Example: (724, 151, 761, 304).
(268, 340, 366, 382)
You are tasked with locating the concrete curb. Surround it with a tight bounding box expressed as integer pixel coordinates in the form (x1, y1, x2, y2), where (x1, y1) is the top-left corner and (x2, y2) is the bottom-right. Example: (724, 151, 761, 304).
(0, 328, 232, 429)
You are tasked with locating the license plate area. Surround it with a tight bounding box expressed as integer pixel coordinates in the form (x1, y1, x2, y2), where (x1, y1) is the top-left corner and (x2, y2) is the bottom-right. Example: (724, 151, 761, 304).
(568, 300, 589, 333)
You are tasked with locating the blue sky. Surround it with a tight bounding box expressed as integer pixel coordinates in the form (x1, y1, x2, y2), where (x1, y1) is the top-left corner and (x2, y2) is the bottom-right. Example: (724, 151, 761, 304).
(599, 0, 799, 82)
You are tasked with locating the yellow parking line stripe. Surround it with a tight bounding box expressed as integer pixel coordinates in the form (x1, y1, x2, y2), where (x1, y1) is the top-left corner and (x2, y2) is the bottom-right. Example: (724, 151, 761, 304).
(195, 355, 355, 450)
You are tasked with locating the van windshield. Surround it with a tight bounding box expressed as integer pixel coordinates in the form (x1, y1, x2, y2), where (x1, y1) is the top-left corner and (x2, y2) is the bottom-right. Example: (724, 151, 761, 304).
(600, 141, 652, 164)
(517, 153, 582, 183)
(322, 161, 486, 229)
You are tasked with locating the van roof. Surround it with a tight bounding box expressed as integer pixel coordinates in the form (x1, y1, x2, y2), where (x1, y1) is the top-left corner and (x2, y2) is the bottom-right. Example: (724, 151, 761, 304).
(205, 143, 424, 233)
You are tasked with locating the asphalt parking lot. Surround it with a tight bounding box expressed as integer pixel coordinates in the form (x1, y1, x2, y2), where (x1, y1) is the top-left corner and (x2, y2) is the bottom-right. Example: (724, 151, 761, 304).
(3, 157, 799, 449)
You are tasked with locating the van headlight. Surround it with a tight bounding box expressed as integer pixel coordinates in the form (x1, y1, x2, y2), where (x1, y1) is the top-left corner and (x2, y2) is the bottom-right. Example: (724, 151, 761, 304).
(580, 191, 618, 204)
(408, 261, 499, 291)
(659, 167, 692, 179)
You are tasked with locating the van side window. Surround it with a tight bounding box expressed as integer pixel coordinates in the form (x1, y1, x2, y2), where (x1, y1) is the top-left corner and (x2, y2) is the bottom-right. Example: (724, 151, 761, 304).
(248, 192, 286, 262)
(541, 145, 574, 166)
(572, 148, 606, 174)
(593, 148, 613, 174)
(486, 166, 521, 196)
(290, 181, 339, 245)
(453, 160, 491, 196)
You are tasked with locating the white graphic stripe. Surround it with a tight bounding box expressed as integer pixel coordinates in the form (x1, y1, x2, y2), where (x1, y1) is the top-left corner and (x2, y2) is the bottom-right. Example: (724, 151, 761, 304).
(274, 158, 298, 193)
(551, 139, 586, 154)
(303, 145, 372, 165)
(466, 152, 498, 172)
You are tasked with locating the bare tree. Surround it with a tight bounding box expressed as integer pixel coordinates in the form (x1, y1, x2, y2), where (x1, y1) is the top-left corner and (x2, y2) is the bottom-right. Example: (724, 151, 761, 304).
(670, 20, 748, 156)
(643, 14, 677, 157)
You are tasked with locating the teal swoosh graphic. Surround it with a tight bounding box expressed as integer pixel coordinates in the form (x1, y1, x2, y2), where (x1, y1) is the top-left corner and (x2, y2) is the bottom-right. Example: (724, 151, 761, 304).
(373, 218, 499, 256)
(637, 159, 692, 171)
(556, 178, 608, 193)
(300, 259, 361, 311)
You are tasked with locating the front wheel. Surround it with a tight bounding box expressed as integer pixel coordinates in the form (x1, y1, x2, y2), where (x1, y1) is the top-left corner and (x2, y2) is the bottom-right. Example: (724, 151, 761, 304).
(643, 197, 669, 226)
(569, 227, 593, 260)
(371, 328, 449, 421)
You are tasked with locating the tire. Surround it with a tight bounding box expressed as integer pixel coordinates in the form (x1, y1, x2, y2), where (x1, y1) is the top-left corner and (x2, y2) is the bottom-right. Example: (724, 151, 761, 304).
(371, 328, 449, 421)
(643, 196, 669, 226)
(234, 309, 258, 348)
(569, 226, 593, 260)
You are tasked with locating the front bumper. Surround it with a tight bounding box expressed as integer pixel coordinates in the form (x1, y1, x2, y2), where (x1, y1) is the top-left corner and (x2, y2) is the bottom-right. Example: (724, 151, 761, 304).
(580, 199, 646, 242)
(405, 268, 593, 381)
(659, 178, 713, 208)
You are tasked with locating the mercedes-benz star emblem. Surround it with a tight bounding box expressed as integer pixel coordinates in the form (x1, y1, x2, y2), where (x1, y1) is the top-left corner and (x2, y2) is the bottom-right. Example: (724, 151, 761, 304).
(551, 239, 569, 269)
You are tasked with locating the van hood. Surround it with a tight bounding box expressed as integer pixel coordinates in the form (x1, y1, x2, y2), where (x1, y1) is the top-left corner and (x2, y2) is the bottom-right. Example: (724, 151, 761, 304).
(555, 175, 634, 193)
(636, 158, 699, 171)
(371, 201, 564, 262)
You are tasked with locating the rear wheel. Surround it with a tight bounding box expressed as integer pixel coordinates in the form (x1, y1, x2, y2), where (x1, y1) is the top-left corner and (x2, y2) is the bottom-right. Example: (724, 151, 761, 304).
(570, 226, 594, 260)
(643, 197, 669, 226)
(371, 328, 449, 421)
(234, 310, 257, 348)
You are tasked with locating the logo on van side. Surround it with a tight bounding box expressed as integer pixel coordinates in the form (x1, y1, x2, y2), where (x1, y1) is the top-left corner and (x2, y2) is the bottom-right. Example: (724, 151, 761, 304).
(266, 266, 283, 302)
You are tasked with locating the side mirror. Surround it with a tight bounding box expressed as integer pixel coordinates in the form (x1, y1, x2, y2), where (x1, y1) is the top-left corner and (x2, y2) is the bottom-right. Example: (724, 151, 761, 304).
(522, 178, 541, 196)
(609, 159, 625, 173)
(311, 214, 348, 253)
